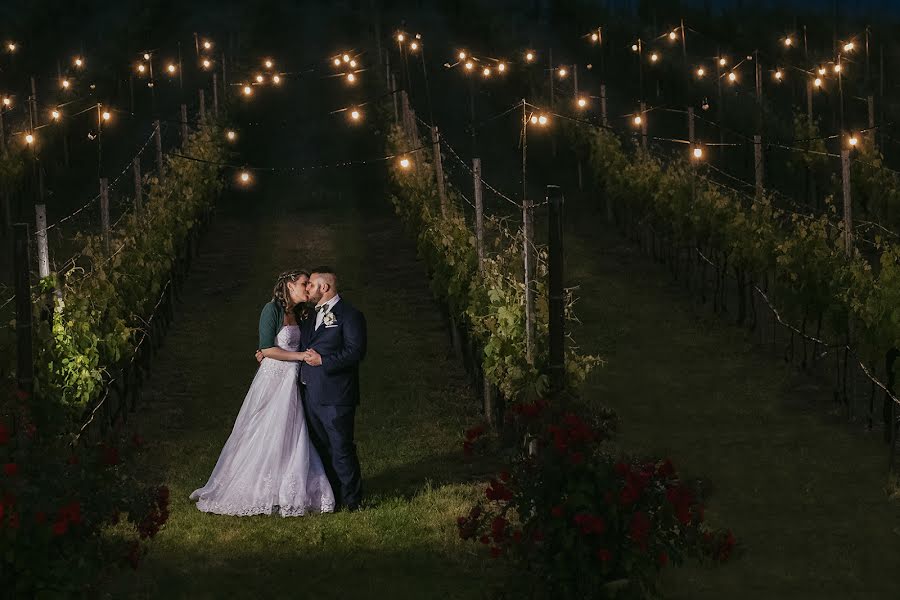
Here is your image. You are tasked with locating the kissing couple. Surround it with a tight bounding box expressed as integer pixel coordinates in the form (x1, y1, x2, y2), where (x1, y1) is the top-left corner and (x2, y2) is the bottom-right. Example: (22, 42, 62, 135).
(190, 267, 367, 515)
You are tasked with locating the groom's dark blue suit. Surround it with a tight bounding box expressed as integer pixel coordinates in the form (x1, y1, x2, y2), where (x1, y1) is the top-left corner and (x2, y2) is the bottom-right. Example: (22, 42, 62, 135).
(300, 298, 366, 509)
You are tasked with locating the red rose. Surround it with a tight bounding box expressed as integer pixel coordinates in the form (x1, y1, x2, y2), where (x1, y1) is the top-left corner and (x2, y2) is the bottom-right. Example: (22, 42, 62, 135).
(0, 423, 9, 445)
(629, 511, 651, 546)
(656, 459, 676, 479)
(551, 505, 564, 518)
(491, 516, 507, 540)
(658, 551, 669, 567)
(464, 425, 485, 441)
(489, 546, 503, 558)
(498, 470, 510, 482)
(469, 506, 482, 519)
(3, 463, 18, 477)
(456, 516, 467, 526)
(596, 548, 612, 563)
(479, 535, 490, 545)
(52, 519, 68, 536)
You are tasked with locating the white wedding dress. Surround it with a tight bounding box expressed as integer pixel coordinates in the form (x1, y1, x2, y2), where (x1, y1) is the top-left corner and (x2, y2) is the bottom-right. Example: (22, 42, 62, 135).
(190, 325, 335, 516)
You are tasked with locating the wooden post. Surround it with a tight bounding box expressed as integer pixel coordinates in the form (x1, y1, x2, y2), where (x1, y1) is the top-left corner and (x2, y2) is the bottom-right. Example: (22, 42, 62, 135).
(841, 149, 852, 255)
(391, 73, 399, 125)
(180, 104, 188, 144)
(867, 94, 875, 147)
(34, 205, 50, 279)
(432, 127, 447, 216)
(13, 223, 34, 393)
(573, 63, 579, 97)
(199, 89, 206, 123)
(547, 185, 565, 395)
(154, 120, 164, 179)
(221, 51, 228, 103)
(0, 110, 6, 156)
(600, 84, 608, 127)
(806, 79, 814, 126)
(549, 48, 555, 107)
(212, 72, 219, 117)
(100, 178, 110, 255)
(473, 158, 485, 270)
(129, 74, 135, 115)
(640, 101, 648, 150)
(133, 157, 142, 213)
(754, 134, 764, 200)
(523, 196, 536, 365)
(30, 77, 39, 128)
(688, 107, 695, 144)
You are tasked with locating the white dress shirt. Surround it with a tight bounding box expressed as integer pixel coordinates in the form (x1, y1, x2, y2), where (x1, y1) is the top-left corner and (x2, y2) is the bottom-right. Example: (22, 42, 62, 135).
(314, 294, 341, 330)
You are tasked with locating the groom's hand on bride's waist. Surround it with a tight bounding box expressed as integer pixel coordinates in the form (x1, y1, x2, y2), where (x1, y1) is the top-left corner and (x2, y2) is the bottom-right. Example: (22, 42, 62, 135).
(304, 348, 323, 366)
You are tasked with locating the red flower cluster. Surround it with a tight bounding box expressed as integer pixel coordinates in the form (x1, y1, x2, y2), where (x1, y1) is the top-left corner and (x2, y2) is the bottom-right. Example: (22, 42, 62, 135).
(51, 500, 82, 537)
(546, 413, 596, 454)
(616, 463, 653, 507)
(0, 423, 9, 446)
(629, 511, 651, 549)
(573, 512, 606, 535)
(137, 486, 170, 540)
(485, 478, 513, 502)
(665, 484, 696, 526)
(3, 463, 18, 477)
(511, 399, 547, 419)
(462, 424, 486, 457)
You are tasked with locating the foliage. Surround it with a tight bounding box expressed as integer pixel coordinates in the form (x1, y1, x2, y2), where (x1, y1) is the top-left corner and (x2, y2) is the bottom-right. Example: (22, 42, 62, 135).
(386, 125, 601, 401)
(28, 124, 227, 427)
(457, 401, 735, 599)
(0, 387, 169, 595)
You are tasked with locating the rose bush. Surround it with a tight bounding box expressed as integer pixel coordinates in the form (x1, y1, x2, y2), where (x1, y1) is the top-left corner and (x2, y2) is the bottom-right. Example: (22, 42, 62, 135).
(457, 400, 735, 599)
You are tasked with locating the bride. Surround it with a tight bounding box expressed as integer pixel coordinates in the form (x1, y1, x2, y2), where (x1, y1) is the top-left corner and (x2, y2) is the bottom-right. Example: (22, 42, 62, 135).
(190, 269, 335, 516)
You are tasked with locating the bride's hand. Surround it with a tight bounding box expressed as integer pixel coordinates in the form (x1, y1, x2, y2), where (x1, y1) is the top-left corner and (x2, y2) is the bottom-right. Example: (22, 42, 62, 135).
(255, 350, 264, 363)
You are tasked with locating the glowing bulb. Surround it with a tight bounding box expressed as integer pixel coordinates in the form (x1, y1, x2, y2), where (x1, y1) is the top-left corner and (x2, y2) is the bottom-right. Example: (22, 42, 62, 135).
(775, 70, 783, 80)
(167, 63, 176, 74)
(349, 59, 357, 67)
(696, 67, 705, 77)
(814, 77, 822, 88)
(577, 97, 587, 108)
(834, 64, 842, 73)
(558, 67, 567, 77)
(844, 42, 855, 52)
(693, 147, 703, 159)
(102, 111, 111, 121)
(272, 74, 281, 84)
(719, 57, 727, 66)
(240, 171, 251, 183)
(226, 130, 236, 141)
(74, 57, 83, 67)
(465, 61, 474, 71)
(818, 66, 826, 75)
(592, 32, 600, 42)
(526, 51, 534, 62)
(143, 53, 150, 60)
(483, 67, 491, 77)
(342, 54, 350, 63)
(669, 30, 677, 41)
(7, 43, 16, 52)
(498, 62, 506, 72)
(410, 42, 418, 51)
(137, 63, 146, 73)
(264, 59, 273, 69)
(25, 133, 34, 144)
(51, 109, 60, 120)
(202, 59, 211, 69)
(2, 97, 10, 107)
(203, 41, 212, 50)
(61, 78, 70, 89)
(633, 115, 642, 126)
(347, 73, 356, 83)
(650, 53, 659, 63)
(397, 33, 405, 43)
(728, 71, 737, 82)
(334, 58, 341, 66)
(785, 37, 793, 47)
(255, 74, 264, 83)
(399, 157, 411, 169)
(849, 135, 858, 146)
(458, 51, 467, 60)
(350, 109, 361, 121)
(538, 115, 548, 125)
(243, 85, 253, 96)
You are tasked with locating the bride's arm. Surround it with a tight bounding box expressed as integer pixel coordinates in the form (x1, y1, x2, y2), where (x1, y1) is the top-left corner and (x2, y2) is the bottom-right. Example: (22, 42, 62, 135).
(259, 347, 309, 361)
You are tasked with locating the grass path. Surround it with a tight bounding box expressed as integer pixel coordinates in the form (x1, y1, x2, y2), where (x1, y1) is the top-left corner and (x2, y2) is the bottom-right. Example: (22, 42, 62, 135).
(103, 176, 494, 598)
(568, 212, 900, 599)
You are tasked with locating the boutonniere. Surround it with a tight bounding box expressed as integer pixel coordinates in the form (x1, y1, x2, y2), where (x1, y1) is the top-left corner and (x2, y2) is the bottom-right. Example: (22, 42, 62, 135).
(323, 312, 337, 326)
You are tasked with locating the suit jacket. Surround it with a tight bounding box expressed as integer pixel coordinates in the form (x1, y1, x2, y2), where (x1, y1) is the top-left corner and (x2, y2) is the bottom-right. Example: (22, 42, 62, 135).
(300, 298, 367, 406)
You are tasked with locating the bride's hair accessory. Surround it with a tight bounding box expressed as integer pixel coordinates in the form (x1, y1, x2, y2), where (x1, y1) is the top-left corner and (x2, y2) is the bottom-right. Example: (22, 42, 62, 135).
(272, 269, 310, 309)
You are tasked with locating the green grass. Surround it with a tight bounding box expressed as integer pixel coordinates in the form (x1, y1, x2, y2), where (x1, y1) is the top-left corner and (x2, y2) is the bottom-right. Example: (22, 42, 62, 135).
(567, 213, 900, 599)
(103, 188, 497, 599)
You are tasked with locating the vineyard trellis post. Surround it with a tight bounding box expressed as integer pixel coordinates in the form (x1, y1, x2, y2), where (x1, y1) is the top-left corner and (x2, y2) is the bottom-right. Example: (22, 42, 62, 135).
(34, 205, 49, 279)
(154, 120, 164, 179)
(688, 107, 695, 145)
(30, 77, 39, 128)
(391, 73, 399, 125)
(212, 72, 219, 117)
(432, 126, 447, 216)
(133, 157, 142, 214)
(0, 110, 6, 155)
(180, 104, 189, 145)
(841, 149, 852, 255)
(473, 157, 485, 269)
(600, 84, 608, 127)
(100, 177, 111, 256)
(754, 134, 764, 200)
(867, 95, 875, 147)
(199, 89, 206, 123)
(640, 101, 648, 150)
(547, 185, 565, 396)
(13, 223, 34, 393)
(523, 194, 536, 366)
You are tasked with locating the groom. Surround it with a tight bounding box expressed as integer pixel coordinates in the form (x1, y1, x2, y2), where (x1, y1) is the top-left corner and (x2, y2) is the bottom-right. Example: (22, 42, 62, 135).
(299, 267, 366, 511)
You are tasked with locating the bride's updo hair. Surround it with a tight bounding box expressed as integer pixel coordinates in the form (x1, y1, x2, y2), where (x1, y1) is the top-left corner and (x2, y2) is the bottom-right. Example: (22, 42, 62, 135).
(272, 269, 310, 311)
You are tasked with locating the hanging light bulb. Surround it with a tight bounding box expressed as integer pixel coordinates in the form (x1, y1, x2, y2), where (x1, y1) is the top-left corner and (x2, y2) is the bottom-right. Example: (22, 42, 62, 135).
(409, 41, 419, 51)
(719, 57, 727, 66)
(633, 114, 642, 126)
(399, 157, 411, 169)
(834, 64, 842, 73)
(137, 63, 146, 74)
(669, 30, 677, 41)
(342, 54, 350, 63)
(591, 32, 600, 42)
(255, 74, 264, 83)
(74, 57, 84, 67)
(350, 109, 361, 121)
(784, 37, 793, 47)
(775, 69, 784, 80)
(650, 53, 659, 63)
(397, 33, 405, 43)
(843, 42, 855, 52)
(696, 67, 705, 78)
(465, 61, 474, 71)
(848, 134, 859, 146)
(530, 115, 538, 124)
(203, 40, 213, 50)
(102, 110, 111, 121)
(498, 62, 506, 73)
(143, 52, 151, 60)
(525, 51, 535, 62)
(243, 84, 253, 96)
(202, 58, 212, 69)
(264, 59, 274, 69)
(25, 133, 34, 145)
(167, 63, 177, 74)
(482, 67, 491, 77)
(728, 71, 737, 83)
(239, 171, 252, 184)
(692, 146, 704, 160)
(349, 59, 357, 67)
(458, 51, 467, 60)
(347, 73, 356, 83)
(576, 97, 588, 109)
(50, 109, 61, 120)
(814, 77, 823, 88)
(272, 74, 281, 84)
(818, 66, 826, 75)
(61, 78, 70, 89)
(538, 115, 548, 126)
(333, 57, 341, 66)
(226, 130, 236, 141)
(558, 67, 567, 77)
(7, 42, 17, 52)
